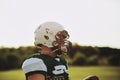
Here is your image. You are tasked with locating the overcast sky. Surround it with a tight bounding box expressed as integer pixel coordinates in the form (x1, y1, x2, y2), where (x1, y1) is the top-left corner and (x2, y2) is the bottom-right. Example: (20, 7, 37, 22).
(0, 0, 120, 48)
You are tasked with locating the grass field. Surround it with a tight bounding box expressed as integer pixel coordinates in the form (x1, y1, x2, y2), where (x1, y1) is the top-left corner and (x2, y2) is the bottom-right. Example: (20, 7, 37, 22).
(0, 66, 120, 80)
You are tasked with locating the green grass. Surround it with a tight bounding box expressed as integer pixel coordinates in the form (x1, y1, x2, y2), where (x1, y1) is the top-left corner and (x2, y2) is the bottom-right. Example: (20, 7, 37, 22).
(69, 66, 120, 80)
(0, 69, 25, 80)
(0, 66, 120, 80)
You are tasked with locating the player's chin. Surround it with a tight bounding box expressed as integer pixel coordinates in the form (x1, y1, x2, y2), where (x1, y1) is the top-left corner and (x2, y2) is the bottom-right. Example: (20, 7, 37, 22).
(83, 75, 99, 80)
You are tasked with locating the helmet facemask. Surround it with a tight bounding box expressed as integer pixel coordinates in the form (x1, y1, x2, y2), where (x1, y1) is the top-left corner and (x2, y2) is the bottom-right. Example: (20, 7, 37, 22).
(51, 30, 72, 55)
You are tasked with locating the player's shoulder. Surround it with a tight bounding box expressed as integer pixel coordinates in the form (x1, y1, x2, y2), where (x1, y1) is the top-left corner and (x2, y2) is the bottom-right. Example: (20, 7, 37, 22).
(22, 53, 47, 74)
(22, 53, 43, 67)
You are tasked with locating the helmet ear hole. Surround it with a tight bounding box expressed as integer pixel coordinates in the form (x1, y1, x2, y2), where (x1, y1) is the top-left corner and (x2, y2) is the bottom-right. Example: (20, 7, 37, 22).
(36, 44, 43, 47)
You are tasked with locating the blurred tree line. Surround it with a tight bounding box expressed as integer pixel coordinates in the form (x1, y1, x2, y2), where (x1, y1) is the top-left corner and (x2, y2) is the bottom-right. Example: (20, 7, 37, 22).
(0, 43, 120, 70)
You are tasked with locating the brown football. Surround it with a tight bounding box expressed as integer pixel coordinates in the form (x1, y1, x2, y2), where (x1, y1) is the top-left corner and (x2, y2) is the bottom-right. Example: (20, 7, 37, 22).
(84, 75, 99, 80)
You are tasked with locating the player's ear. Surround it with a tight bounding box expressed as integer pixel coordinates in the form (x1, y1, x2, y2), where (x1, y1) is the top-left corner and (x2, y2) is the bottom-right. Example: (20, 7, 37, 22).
(34, 44, 43, 53)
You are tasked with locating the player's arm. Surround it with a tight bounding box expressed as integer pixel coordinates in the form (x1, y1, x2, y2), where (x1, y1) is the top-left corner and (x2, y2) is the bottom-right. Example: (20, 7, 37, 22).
(22, 58, 47, 80)
(27, 73, 45, 80)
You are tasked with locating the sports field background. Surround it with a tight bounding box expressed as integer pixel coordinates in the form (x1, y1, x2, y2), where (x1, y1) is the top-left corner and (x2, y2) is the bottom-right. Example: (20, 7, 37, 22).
(0, 66, 120, 80)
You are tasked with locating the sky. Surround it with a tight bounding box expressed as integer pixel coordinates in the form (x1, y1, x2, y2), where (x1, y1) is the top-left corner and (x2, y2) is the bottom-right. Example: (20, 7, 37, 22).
(0, 0, 120, 48)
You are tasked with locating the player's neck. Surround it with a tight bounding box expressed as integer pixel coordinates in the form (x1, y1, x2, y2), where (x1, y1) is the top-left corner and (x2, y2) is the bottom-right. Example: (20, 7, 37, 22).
(37, 45, 58, 58)
(40, 50, 58, 58)
(48, 52, 58, 58)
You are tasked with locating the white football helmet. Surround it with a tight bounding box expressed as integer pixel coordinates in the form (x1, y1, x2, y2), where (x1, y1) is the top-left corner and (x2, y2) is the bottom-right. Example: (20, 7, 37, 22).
(34, 21, 69, 48)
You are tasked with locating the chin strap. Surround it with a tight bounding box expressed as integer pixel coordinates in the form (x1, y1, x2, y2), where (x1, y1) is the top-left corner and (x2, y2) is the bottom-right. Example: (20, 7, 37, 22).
(50, 48, 59, 54)
(50, 41, 72, 55)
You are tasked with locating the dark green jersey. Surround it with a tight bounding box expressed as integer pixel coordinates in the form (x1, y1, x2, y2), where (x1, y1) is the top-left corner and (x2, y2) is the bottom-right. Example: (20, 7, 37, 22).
(22, 53, 69, 80)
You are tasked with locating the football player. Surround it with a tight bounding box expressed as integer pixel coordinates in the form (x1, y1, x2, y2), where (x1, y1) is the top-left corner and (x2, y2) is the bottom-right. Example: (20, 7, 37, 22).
(22, 22, 72, 80)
